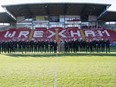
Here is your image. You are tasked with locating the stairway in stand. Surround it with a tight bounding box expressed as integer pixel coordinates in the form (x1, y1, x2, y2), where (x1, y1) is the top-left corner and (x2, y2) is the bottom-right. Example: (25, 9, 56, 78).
(80, 29, 86, 41)
(28, 29, 34, 41)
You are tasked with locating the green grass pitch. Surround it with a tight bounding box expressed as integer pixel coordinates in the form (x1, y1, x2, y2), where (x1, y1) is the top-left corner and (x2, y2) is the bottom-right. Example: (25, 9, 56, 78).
(0, 47, 116, 87)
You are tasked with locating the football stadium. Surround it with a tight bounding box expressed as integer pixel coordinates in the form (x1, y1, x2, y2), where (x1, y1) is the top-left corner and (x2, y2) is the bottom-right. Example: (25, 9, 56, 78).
(0, 1, 116, 87)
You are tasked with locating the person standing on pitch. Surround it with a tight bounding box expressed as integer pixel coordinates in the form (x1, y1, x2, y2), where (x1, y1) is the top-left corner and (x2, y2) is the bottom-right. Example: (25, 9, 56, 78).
(101, 39, 105, 52)
(86, 40, 89, 52)
(60, 40, 65, 53)
(45, 40, 49, 53)
(0, 41, 1, 54)
(30, 39, 34, 53)
(54, 40, 58, 53)
(105, 39, 110, 53)
(96, 39, 101, 53)
(50, 39, 54, 53)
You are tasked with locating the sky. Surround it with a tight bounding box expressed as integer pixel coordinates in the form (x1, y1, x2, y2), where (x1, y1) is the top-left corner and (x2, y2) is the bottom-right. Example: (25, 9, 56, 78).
(0, 0, 116, 12)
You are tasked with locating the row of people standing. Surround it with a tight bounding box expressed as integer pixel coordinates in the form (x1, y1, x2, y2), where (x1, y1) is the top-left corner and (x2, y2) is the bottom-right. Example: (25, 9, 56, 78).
(0, 40, 57, 54)
(60, 39, 110, 53)
(0, 39, 110, 54)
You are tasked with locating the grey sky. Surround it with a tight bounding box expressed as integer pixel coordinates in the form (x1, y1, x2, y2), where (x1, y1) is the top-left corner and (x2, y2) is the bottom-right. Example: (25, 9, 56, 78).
(0, 0, 116, 12)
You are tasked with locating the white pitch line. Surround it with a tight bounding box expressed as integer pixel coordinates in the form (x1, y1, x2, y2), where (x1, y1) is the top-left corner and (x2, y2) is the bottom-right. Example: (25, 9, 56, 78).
(54, 50, 58, 87)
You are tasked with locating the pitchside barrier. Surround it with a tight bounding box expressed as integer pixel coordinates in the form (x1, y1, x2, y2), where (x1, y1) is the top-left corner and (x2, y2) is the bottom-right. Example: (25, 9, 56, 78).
(110, 43, 116, 46)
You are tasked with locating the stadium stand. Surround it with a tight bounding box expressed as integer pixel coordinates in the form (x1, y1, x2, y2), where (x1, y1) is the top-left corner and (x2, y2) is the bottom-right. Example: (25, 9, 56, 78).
(0, 3, 116, 47)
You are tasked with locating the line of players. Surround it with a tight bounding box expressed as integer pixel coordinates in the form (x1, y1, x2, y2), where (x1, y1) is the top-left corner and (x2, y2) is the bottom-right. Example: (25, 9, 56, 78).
(62, 39, 110, 53)
(0, 39, 110, 54)
(0, 40, 58, 54)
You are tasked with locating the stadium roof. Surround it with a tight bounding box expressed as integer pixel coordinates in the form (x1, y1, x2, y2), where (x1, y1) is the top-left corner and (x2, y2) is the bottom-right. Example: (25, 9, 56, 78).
(0, 12, 16, 23)
(98, 11, 116, 21)
(2, 3, 110, 21)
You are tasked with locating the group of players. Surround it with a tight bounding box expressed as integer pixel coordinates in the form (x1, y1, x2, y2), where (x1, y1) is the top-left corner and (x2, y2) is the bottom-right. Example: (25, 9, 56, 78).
(0, 40, 57, 54)
(62, 39, 110, 53)
(0, 38, 110, 54)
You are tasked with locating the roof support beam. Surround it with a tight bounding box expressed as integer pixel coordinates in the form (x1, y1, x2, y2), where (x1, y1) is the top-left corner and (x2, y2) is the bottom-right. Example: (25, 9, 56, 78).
(26, 5, 33, 17)
(80, 4, 86, 16)
(63, 4, 67, 15)
(80, 5, 88, 21)
(97, 5, 110, 20)
(45, 4, 49, 15)
(4, 7, 16, 21)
